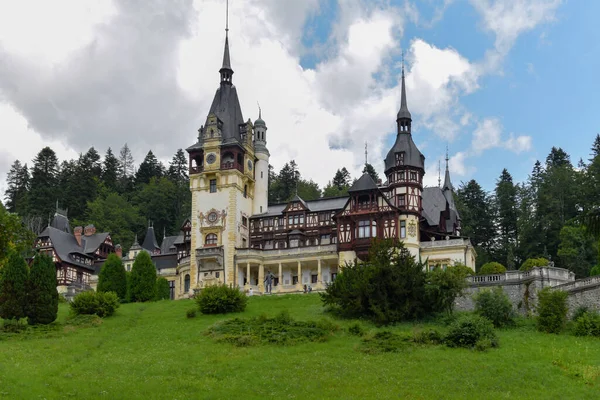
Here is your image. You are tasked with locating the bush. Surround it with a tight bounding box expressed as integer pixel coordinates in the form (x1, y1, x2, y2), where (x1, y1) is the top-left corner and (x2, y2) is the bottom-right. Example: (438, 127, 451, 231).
(347, 322, 365, 336)
(412, 328, 444, 345)
(426, 266, 468, 315)
(196, 284, 247, 314)
(473, 287, 516, 328)
(478, 262, 506, 275)
(155, 277, 171, 301)
(26, 253, 59, 325)
(447, 263, 475, 276)
(186, 308, 197, 318)
(97, 253, 127, 300)
(572, 306, 589, 321)
(70, 291, 120, 318)
(536, 287, 568, 334)
(573, 311, 600, 337)
(0, 249, 29, 321)
(520, 258, 550, 272)
(320, 240, 430, 325)
(359, 331, 413, 354)
(130, 252, 157, 302)
(590, 265, 600, 276)
(445, 314, 499, 350)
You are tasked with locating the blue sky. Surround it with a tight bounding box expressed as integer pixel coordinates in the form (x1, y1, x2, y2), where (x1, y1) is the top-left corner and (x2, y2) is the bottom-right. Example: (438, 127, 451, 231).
(0, 0, 597, 195)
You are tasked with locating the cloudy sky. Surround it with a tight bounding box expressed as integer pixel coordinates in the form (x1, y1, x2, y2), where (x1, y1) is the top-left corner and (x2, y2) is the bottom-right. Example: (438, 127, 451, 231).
(1, 0, 598, 200)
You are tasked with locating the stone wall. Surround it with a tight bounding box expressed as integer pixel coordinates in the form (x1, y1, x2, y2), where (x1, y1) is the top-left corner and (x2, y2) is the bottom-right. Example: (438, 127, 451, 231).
(454, 267, 600, 316)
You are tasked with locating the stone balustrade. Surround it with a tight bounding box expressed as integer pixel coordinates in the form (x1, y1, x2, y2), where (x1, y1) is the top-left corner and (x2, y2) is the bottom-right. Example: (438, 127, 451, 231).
(420, 238, 468, 249)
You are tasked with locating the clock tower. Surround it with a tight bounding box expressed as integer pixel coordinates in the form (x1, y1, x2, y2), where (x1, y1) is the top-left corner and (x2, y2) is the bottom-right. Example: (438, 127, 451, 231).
(184, 25, 266, 293)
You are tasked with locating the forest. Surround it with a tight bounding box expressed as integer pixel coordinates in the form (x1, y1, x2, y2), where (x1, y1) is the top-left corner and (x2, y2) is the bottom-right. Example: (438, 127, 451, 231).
(3, 136, 600, 278)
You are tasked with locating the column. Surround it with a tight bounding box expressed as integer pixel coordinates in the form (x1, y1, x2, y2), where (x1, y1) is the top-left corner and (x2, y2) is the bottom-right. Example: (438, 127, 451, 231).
(245, 262, 250, 288)
(258, 264, 265, 293)
(278, 262, 283, 293)
(296, 261, 302, 291)
(317, 259, 322, 290)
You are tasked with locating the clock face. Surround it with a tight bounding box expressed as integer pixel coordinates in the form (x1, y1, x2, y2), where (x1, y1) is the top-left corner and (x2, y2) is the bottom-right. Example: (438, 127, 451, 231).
(206, 153, 216, 165)
(207, 212, 218, 223)
(247, 159, 253, 170)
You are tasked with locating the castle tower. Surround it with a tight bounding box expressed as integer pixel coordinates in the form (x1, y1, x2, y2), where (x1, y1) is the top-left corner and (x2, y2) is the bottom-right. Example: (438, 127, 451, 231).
(383, 60, 424, 259)
(185, 14, 256, 293)
(253, 107, 270, 215)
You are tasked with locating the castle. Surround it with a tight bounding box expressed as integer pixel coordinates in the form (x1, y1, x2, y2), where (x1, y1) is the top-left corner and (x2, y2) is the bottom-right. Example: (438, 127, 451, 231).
(173, 29, 476, 298)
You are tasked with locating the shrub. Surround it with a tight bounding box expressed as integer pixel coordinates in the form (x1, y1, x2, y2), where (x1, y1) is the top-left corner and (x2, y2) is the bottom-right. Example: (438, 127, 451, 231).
(478, 262, 506, 275)
(447, 263, 475, 276)
(572, 306, 589, 321)
(573, 311, 600, 337)
(359, 331, 413, 354)
(347, 322, 365, 336)
(320, 239, 430, 325)
(130, 252, 157, 302)
(473, 287, 516, 328)
(97, 253, 127, 300)
(520, 257, 550, 272)
(26, 253, 59, 325)
(196, 284, 247, 314)
(590, 265, 600, 276)
(0, 249, 29, 321)
(70, 291, 120, 318)
(155, 277, 171, 301)
(186, 308, 197, 318)
(426, 266, 468, 315)
(536, 287, 568, 334)
(412, 328, 444, 345)
(445, 314, 499, 350)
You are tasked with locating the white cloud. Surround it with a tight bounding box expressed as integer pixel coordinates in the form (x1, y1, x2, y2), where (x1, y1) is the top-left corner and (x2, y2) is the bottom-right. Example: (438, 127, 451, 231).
(504, 134, 533, 153)
(472, 118, 502, 153)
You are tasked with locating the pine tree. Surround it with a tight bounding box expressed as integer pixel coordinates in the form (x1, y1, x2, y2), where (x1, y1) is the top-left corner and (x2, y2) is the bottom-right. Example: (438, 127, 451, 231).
(167, 149, 191, 231)
(494, 169, 518, 267)
(118, 143, 135, 192)
(102, 148, 121, 192)
(167, 149, 188, 186)
(155, 277, 171, 300)
(135, 150, 164, 185)
(134, 177, 177, 238)
(26, 253, 58, 325)
(0, 249, 29, 321)
(130, 251, 157, 302)
(28, 147, 60, 219)
(4, 160, 29, 214)
(332, 167, 351, 190)
(97, 253, 127, 300)
(362, 163, 379, 183)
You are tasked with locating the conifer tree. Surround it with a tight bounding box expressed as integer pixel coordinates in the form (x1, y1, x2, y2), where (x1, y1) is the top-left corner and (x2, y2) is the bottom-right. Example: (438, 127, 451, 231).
(363, 163, 379, 183)
(135, 150, 164, 185)
(494, 169, 518, 267)
(102, 148, 121, 192)
(130, 251, 157, 302)
(97, 253, 127, 300)
(28, 147, 59, 219)
(155, 277, 171, 300)
(26, 253, 58, 325)
(0, 249, 29, 321)
(4, 160, 30, 214)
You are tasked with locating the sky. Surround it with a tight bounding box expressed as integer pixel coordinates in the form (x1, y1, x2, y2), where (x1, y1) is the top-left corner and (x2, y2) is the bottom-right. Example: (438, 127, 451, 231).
(0, 0, 599, 201)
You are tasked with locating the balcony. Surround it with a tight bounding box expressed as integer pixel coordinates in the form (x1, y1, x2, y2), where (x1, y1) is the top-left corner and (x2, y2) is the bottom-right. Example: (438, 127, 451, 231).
(236, 244, 338, 261)
(189, 166, 204, 174)
(196, 246, 224, 271)
(420, 238, 470, 249)
(220, 161, 244, 173)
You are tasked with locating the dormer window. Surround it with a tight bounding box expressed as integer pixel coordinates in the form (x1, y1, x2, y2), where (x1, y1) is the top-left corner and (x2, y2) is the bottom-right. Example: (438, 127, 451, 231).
(395, 152, 405, 166)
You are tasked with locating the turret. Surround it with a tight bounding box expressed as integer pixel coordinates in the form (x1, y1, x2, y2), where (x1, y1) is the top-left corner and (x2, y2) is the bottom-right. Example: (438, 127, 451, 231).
(253, 107, 269, 215)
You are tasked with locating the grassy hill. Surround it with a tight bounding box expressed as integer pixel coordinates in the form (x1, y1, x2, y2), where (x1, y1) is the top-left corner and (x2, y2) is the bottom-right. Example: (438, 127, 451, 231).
(1, 294, 599, 399)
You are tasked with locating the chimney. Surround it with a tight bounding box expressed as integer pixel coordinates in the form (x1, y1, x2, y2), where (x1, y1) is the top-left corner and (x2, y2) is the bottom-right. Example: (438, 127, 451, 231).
(115, 244, 122, 258)
(377, 179, 382, 185)
(84, 224, 96, 236)
(74, 226, 83, 246)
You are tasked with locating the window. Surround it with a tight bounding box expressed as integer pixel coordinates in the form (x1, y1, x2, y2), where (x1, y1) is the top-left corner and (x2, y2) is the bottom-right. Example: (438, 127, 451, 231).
(206, 233, 218, 246)
(184, 274, 190, 292)
(331, 273, 337, 281)
(244, 184, 248, 198)
(400, 220, 406, 238)
(395, 152, 405, 166)
(318, 213, 329, 223)
(216, 271, 220, 278)
(210, 179, 217, 193)
(288, 214, 305, 226)
(242, 216, 248, 227)
(320, 234, 331, 245)
(410, 171, 417, 181)
(260, 206, 263, 213)
(399, 171, 405, 181)
(290, 239, 299, 248)
(357, 220, 376, 238)
(398, 194, 406, 207)
(311, 275, 318, 283)
(292, 276, 299, 285)
(261, 171, 264, 179)
(242, 238, 247, 248)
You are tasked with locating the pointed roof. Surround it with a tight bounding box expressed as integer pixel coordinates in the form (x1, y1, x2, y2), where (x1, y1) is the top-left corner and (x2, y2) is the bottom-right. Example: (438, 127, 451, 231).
(220, 34, 232, 72)
(141, 226, 160, 252)
(348, 173, 378, 192)
(397, 63, 411, 121)
(289, 193, 309, 210)
(384, 134, 425, 172)
(442, 151, 453, 192)
(254, 106, 265, 127)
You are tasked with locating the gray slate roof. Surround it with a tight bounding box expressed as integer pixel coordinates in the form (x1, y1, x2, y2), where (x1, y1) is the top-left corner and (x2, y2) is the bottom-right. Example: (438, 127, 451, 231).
(160, 235, 179, 255)
(152, 253, 178, 271)
(397, 70, 411, 120)
(142, 226, 160, 252)
(50, 213, 71, 234)
(349, 173, 378, 192)
(384, 133, 425, 172)
(252, 196, 349, 218)
(38, 226, 106, 271)
(422, 187, 460, 234)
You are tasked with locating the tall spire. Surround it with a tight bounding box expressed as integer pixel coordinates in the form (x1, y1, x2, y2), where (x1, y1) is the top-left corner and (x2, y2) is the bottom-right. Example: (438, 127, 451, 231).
(219, 0, 233, 85)
(397, 51, 412, 133)
(365, 141, 368, 166)
(443, 146, 453, 191)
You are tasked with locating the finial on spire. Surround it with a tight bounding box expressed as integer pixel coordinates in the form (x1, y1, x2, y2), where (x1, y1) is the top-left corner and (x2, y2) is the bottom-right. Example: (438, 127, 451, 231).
(445, 145, 449, 171)
(219, 0, 233, 84)
(257, 101, 261, 119)
(226, 0, 229, 35)
(401, 50, 405, 76)
(397, 49, 411, 126)
(365, 142, 368, 166)
(438, 160, 441, 188)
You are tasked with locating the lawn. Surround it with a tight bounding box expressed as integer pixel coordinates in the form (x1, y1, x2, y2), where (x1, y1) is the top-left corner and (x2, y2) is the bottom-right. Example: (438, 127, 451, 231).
(1, 294, 599, 399)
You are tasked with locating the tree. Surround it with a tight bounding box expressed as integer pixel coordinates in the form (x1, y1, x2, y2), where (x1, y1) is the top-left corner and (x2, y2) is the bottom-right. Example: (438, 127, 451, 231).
(269, 161, 300, 202)
(84, 189, 145, 251)
(494, 169, 518, 268)
(557, 225, 597, 278)
(0, 249, 29, 321)
(134, 177, 177, 238)
(0, 206, 35, 260)
(97, 253, 127, 300)
(363, 163, 379, 183)
(166, 149, 191, 232)
(118, 143, 135, 193)
(4, 160, 29, 214)
(28, 147, 60, 219)
(322, 181, 348, 198)
(135, 150, 164, 186)
(167, 149, 188, 186)
(130, 251, 157, 302)
(102, 148, 121, 192)
(456, 179, 496, 266)
(332, 167, 351, 190)
(478, 262, 506, 275)
(155, 277, 171, 300)
(297, 179, 321, 201)
(426, 266, 467, 315)
(26, 253, 58, 325)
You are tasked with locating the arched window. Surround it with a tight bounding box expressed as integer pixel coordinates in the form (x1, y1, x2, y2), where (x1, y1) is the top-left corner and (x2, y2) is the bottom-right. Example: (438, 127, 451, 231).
(184, 274, 190, 292)
(244, 184, 248, 198)
(206, 233, 218, 246)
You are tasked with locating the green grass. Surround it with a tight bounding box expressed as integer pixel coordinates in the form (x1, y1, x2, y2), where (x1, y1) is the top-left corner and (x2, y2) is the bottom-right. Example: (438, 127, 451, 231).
(1, 294, 599, 399)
